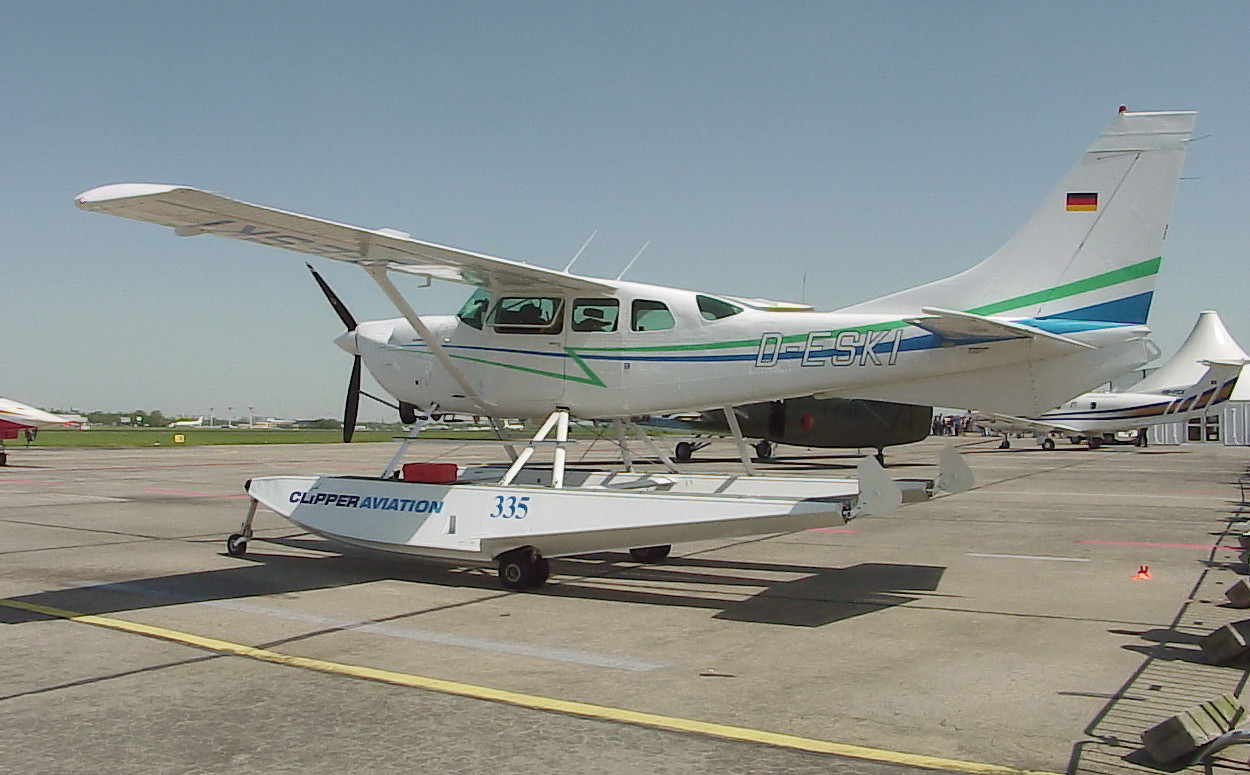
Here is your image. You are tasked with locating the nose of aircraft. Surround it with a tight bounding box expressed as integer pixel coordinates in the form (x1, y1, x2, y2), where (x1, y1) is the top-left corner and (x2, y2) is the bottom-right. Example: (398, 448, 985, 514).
(333, 330, 359, 355)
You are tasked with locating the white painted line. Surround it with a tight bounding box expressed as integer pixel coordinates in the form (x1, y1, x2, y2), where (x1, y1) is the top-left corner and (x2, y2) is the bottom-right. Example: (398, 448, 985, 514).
(1076, 516, 1212, 525)
(78, 580, 670, 672)
(969, 489, 1224, 502)
(966, 553, 1091, 563)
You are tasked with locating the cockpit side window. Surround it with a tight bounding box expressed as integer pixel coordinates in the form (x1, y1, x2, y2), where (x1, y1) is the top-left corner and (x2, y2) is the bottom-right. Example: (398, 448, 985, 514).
(456, 288, 491, 330)
(488, 296, 564, 334)
(696, 295, 743, 321)
(631, 299, 675, 332)
(571, 299, 619, 332)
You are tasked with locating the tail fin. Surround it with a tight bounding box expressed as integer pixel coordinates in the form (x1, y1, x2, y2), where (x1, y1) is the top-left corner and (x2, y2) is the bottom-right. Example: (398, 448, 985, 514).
(842, 109, 1196, 325)
(1162, 359, 1245, 416)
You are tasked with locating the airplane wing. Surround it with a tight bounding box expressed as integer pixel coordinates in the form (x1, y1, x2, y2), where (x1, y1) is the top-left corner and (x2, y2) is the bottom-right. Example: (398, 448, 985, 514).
(904, 308, 1097, 349)
(75, 184, 615, 294)
(977, 412, 1081, 435)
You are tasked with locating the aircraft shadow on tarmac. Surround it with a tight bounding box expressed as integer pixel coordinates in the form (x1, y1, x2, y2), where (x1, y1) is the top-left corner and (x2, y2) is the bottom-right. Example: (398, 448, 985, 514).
(0, 537, 944, 629)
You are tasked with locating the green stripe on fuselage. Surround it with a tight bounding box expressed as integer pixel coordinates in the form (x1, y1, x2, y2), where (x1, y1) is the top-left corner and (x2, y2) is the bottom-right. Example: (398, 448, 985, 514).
(572, 256, 1162, 355)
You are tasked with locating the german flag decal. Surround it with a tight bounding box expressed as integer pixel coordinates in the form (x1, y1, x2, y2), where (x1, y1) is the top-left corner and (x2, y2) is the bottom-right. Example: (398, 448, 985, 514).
(1066, 192, 1098, 211)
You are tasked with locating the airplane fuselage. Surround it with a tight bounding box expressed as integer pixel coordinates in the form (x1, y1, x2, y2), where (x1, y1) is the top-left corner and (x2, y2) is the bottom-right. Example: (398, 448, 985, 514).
(1037, 384, 1237, 435)
(0, 398, 76, 439)
(342, 280, 1153, 420)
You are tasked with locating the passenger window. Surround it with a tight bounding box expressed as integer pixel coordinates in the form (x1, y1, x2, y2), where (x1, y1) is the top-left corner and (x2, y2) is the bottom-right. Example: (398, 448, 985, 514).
(456, 288, 491, 330)
(489, 296, 564, 334)
(631, 299, 675, 332)
(572, 299, 619, 332)
(696, 295, 743, 321)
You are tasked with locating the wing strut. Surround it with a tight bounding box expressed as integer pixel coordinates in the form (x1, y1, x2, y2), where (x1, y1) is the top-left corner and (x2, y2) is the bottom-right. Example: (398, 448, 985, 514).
(721, 405, 759, 476)
(361, 263, 494, 416)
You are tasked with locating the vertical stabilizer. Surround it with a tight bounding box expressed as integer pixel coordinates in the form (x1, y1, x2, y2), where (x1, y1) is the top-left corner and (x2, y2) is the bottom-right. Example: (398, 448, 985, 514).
(1130, 311, 1250, 393)
(840, 109, 1196, 325)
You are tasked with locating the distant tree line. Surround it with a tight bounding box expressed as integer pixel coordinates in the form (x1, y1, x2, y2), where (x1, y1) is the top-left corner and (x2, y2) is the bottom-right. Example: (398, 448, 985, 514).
(79, 410, 173, 427)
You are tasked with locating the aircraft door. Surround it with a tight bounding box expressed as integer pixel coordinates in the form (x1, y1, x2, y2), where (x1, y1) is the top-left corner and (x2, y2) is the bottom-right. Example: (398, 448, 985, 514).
(483, 294, 568, 405)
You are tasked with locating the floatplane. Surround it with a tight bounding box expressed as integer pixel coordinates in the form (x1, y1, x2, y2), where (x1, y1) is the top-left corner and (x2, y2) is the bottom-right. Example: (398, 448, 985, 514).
(75, 107, 1194, 589)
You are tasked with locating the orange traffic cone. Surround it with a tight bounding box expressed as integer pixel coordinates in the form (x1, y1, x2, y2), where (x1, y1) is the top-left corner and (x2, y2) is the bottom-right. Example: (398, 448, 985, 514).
(1131, 564, 1152, 580)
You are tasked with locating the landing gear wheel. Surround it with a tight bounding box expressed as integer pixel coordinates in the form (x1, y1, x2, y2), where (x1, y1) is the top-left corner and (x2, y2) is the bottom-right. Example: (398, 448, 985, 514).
(629, 545, 671, 563)
(998, 438, 1011, 449)
(754, 440, 773, 460)
(226, 533, 248, 557)
(498, 547, 547, 590)
(674, 441, 693, 463)
(1041, 437, 1056, 451)
(0, 450, 7, 466)
(1087, 437, 1103, 450)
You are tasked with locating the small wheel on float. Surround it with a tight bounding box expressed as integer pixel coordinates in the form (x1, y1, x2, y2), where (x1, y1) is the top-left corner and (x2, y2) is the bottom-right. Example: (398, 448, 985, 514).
(674, 441, 693, 463)
(754, 440, 773, 460)
(226, 533, 249, 557)
(498, 548, 546, 590)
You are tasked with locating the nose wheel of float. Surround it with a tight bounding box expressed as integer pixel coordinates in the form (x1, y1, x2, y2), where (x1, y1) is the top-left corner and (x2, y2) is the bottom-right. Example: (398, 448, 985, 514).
(225, 498, 258, 557)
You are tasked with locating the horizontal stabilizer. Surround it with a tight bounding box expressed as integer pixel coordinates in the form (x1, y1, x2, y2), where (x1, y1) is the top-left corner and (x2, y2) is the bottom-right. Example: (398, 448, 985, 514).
(905, 307, 1096, 349)
(75, 184, 612, 293)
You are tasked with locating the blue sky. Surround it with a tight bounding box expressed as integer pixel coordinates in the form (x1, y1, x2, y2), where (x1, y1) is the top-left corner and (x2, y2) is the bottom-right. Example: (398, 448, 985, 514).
(5, 2, 1249, 420)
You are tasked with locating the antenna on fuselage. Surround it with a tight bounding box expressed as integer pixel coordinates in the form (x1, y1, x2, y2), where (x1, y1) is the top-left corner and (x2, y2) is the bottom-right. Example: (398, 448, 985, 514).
(614, 241, 651, 281)
(562, 231, 597, 273)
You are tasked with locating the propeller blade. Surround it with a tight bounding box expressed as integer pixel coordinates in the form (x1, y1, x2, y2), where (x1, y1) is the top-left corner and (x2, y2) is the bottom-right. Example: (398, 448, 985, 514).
(344, 355, 362, 443)
(307, 263, 357, 331)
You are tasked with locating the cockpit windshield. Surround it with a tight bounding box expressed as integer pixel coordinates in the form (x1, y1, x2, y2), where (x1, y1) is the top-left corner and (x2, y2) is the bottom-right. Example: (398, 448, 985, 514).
(696, 295, 743, 321)
(456, 288, 491, 330)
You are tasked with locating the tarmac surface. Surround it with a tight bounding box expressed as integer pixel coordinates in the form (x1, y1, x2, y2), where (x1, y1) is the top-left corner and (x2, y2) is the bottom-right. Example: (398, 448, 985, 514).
(3, 434, 1250, 774)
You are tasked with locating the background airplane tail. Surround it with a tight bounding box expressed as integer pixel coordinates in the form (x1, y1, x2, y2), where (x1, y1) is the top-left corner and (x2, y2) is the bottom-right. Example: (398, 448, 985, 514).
(842, 109, 1196, 325)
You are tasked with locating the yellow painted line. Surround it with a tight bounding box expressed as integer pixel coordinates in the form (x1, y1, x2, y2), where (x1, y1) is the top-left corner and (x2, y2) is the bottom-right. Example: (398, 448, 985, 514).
(1, 597, 1058, 775)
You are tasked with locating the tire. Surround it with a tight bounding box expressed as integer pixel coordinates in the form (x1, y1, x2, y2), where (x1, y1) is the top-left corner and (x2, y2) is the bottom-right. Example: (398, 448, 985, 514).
(629, 545, 671, 563)
(998, 438, 1010, 449)
(1041, 438, 1055, 451)
(754, 441, 773, 460)
(1087, 437, 1103, 450)
(674, 441, 693, 463)
(226, 533, 248, 557)
(498, 548, 545, 590)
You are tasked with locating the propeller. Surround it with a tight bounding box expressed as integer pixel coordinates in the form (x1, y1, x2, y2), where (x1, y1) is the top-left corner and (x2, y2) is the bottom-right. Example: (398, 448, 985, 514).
(306, 263, 361, 442)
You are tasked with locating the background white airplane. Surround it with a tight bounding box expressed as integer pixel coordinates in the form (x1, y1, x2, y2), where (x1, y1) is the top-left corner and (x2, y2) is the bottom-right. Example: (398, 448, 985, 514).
(981, 310, 1249, 449)
(75, 109, 1196, 445)
(0, 397, 80, 465)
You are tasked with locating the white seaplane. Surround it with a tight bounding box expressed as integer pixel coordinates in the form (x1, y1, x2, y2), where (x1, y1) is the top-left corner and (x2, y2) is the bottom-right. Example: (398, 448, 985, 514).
(0, 398, 80, 465)
(983, 310, 1248, 449)
(75, 107, 1194, 588)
